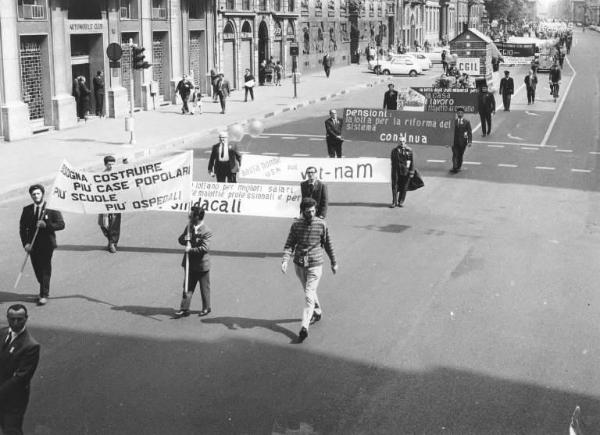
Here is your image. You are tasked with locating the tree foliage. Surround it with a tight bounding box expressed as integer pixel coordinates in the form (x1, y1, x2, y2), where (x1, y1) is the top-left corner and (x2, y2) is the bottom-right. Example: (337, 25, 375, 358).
(484, 0, 526, 22)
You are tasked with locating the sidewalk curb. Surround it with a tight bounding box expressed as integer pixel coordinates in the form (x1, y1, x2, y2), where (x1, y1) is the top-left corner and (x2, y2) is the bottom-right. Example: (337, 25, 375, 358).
(0, 74, 389, 203)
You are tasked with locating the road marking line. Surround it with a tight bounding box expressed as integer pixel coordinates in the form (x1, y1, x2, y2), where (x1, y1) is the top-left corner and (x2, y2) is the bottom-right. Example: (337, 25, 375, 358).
(498, 164, 518, 168)
(541, 56, 577, 146)
(508, 133, 525, 141)
(463, 161, 481, 165)
(472, 140, 553, 147)
(472, 83, 526, 133)
(521, 147, 539, 151)
(309, 138, 323, 141)
(590, 152, 600, 155)
(427, 159, 446, 163)
(487, 144, 505, 148)
(555, 149, 573, 153)
(239, 151, 251, 154)
(571, 169, 591, 173)
(257, 135, 269, 139)
(282, 136, 297, 140)
(262, 152, 280, 155)
(535, 166, 555, 170)
(292, 153, 311, 157)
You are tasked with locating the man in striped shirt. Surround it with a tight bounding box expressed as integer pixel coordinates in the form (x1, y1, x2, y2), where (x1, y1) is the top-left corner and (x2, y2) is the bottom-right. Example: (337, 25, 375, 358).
(281, 197, 338, 342)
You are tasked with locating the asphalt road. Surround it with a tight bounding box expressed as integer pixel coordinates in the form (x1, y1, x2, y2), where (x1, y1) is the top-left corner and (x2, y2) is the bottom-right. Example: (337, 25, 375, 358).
(1, 29, 600, 435)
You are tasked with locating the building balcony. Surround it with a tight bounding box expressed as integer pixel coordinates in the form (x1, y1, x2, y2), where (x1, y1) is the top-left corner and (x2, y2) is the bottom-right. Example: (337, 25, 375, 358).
(18, 3, 47, 20)
(152, 7, 167, 19)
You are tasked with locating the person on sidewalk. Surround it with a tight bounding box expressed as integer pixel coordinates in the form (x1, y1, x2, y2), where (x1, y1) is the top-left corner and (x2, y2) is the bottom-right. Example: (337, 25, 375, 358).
(98, 156, 121, 253)
(72, 76, 81, 119)
(383, 83, 398, 110)
(215, 73, 231, 114)
(189, 87, 202, 115)
(322, 53, 332, 78)
(281, 197, 337, 343)
(93, 70, 105, 117)
(210, 69, 218, 102)
(0, 304, 40, 435)
(499, 70, 514, 112)
(78, 76, 91, 121)
(477, 84, 496, 136)
(19, 184, 65, 306)
(174, 207, 212, 318)
(274, 61, 283, 86)
(176, 74, 193, 114)
(300, 167, 328, 219)
(448, 107, 472, 173)
(243, 69, 255, 102)
(390, 137, 414, 208)
(208, 131, 242, 183)
(324, 109, 343, 158)
(524, 69, 538, 105)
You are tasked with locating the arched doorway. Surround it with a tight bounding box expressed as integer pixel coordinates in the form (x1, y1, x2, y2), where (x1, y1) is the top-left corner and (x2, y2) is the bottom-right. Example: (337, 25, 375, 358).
(240, 21, 253, 76)
(222, 21, 236, 86)
(258, 21, 269, 65)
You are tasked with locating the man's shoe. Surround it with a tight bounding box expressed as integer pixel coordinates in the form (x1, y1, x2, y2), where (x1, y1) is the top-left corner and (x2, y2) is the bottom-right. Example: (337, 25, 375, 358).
(482, 133, 486, 137)
(398, 202, 404, 208)
(298, 327, 308, 343)
(174, 309, 190, 318)
(389, 203, 397, 208)
(199, 308, 212, 317)
(108, 243, 117, 253)
(38, 297, 48, 306)
(310, 312, 322, 325)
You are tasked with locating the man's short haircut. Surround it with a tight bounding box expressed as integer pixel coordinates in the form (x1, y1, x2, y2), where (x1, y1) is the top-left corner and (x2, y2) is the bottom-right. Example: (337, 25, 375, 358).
(29, 184, 45, 195)
(7, 304, 28, 316)
(190, 206, 205, 220)
(104, 155, 116, 165)
(305, 166, 317, 174)
(300, 197, 317, 211)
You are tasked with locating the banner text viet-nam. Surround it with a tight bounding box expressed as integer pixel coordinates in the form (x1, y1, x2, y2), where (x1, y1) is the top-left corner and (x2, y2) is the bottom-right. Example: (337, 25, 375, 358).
(49, 151, 193, 214)
(342, 108, 455, 146)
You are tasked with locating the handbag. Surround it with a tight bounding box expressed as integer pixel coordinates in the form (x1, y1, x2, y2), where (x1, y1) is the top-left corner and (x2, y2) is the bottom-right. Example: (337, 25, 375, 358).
(408, 169, 424, 191)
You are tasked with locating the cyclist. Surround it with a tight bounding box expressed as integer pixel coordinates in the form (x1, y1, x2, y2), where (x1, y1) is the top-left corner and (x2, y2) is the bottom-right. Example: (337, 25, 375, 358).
(549, 61, 562, 102)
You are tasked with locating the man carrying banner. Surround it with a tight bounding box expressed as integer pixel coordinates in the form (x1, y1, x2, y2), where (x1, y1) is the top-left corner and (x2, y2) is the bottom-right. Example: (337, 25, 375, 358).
(449, 107, 472, 174)
(19, 185, 65, 305)
(175, 207, 212, 318)
(300, 167, 328, 218)
(390, 137, 414, 208)
(208, 132, 242, 183)
(98, 155, 121, 253)
(281, 198, 337, 343)
(477, 85, 496, 137)
(324, 109, 344, 158)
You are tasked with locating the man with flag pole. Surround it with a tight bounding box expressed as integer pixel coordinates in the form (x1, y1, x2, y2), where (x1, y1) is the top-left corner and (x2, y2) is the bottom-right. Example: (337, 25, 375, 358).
(174, 206, 212, 318)
(18, 184, 65, 305)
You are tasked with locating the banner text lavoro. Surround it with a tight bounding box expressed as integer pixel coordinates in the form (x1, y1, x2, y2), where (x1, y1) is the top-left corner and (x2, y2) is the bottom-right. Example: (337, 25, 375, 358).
(342, 108, 455, 146)
(412, 87, 479, 113)
(239, 154, 390, 183)
(49, 151, 193, 213)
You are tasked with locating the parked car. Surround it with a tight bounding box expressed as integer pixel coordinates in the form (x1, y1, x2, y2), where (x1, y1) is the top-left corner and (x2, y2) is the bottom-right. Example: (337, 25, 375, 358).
(405, 52, 433, 71)
(375, 57, 422, 77)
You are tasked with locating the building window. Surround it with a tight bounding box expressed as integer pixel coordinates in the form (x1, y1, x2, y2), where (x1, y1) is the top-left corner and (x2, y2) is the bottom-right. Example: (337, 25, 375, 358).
(258, 0, 267, 11)
(226, 0, 235, 10)
(152, 0, 167, 19)
(120, 0, 139, 19)
(242, 0, 250, 10)
(288, 0, 294, 12)
(17, 0, 47, 20)
(274, 0, 281, 11)
(189, 0, 205, 19)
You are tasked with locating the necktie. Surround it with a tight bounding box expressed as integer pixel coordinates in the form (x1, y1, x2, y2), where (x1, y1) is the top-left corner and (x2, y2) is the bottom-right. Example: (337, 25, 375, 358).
(220, 144, 225, 159)
(35, 206, 40, 221)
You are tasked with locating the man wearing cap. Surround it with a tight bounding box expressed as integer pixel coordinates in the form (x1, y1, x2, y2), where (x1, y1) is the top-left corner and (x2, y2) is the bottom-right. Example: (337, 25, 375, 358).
(390, 137, 414, 208)
(208, 132, 242, 183)
(19, 185, 65, 305)
(175, 207, 212, 318)
(477, 85, 496, 137)
(98, 155, 121, 253)
(499, 70, 514, 111)
(449, 108, 472, 173)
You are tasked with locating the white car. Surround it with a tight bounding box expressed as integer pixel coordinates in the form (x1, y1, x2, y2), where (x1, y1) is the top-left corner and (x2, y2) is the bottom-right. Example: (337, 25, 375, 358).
(376, 57, 422, 77)
(405, 52, 433, 71)
(427, 46, 451, 64)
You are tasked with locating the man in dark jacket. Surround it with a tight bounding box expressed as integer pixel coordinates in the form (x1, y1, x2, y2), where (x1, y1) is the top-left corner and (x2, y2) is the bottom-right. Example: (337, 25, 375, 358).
(93, 70, 105, 117)
(0, 305, 40, 435)
(243, 68, 255, 102)
(323, 53, 331, 78)
(300, 167, 328, 218)
(175, 207, 212, 318)
(208, 131, 242, 183)
(499, 70, 514, 111)
(215, 73, 231, 114)
(524, 69, 538, 104)
(98, 156, 121, 253)
(383, 83, 399, 110)
(549, 61, 562, 101)
(324, 109, 343, 158)
(176, 74, 193, 114)
(449, 107, 472, 173)
(19, 184, 65, 305)
(390, 137, 415, 208)
(477, 85, 496, 136)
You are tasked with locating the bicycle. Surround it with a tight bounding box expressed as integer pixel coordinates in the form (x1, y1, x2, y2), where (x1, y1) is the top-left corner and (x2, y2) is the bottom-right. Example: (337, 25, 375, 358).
(549, 81, 560, 102)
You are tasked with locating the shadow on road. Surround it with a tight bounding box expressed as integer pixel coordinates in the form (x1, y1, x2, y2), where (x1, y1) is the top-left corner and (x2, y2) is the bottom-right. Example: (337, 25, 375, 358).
(201, 316, 301, 342)
(356, 224, 411, 233)
(329, 201, 390, 208)
(0, 291, 115, 307)
(57, 245, 280, 258)
(111, 305, 197, 321)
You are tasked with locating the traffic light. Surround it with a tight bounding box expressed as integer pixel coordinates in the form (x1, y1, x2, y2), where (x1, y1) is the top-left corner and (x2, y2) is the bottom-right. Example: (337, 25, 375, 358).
(132, 46, 150, 70)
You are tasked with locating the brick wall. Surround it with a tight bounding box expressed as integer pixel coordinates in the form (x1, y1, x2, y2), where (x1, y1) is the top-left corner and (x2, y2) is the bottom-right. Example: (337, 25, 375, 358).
(121, 35, 132, 98)
(20, 38, 44, 120)
(189, 31, 203, 89)
(152, 34, 165, 96)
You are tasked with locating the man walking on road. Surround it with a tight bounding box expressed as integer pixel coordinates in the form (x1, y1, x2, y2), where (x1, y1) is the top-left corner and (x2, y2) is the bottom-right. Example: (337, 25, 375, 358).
(524, 69, 538, 105)
(300, 167, 328, 218)
(215, 73, 231, 114)
(175, 207, 212, 318)
(208, 131, 242, 183)
(499, 70, 514, 112)
(19, 185, 65, 305)
(281, 198, 337, 343)
(98, 156, 121, 253)
(176, 74, 193, 114)
(383, 83, 398, 110)
(323, 53, 331, 78)
(324, 109, 343, 158)
(0, 304, 40, 435)
(390, 137, 414, 208)
(449, 107, 472, 174)
(477, 85, 496, 136)
(549, 61, 562, 102)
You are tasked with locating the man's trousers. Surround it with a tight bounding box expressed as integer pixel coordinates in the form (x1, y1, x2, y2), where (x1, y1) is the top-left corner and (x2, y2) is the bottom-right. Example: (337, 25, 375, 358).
(100, 213, 121, 245)
(452, 145, 467, 171)
(479, 111, 492, 135)
(294, 264, 323, 330)
(30, 248, 53, 298)
(180, 269, 210, 311)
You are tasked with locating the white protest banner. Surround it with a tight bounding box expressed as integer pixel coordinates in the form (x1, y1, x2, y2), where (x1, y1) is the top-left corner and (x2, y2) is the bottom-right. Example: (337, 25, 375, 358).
(174, 181, 302, 218)
(239, 154, 390, 183)
(48, 151, 193, 214)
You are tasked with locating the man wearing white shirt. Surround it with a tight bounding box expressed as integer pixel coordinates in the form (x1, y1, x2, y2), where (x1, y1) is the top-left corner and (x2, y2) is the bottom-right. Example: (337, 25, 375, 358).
(207, 132, 242, 183)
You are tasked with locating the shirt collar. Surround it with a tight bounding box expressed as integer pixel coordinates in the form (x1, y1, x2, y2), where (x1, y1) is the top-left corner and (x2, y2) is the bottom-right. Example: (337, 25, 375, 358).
(9, 327, 25, 341)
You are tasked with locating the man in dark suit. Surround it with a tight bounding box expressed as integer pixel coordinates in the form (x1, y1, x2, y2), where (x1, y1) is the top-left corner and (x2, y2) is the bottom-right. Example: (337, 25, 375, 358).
(19, 184, 65, 305)
(97, 156, 121, 253)
(175, 207, 212, 318)
(93, 70, 105, 117)
(477, 84, 496, 137)
(390, 137, 415, 208)
(208, 131, 242, 183)
(499, 70, 514, 111)
(300, 167, 328, 218)
(215, 73, 231, 114)
(449, 107, 472, 173)
(322, 53, 331, 78)
(0, 304, 40, 435)
(383, 83, 398, 110)
(324, 109, 343, 158)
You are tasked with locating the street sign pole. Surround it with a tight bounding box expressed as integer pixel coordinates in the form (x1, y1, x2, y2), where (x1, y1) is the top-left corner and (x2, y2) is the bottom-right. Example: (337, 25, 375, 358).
(292, 56, 297, 99)
(128, 39, 136, 145)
